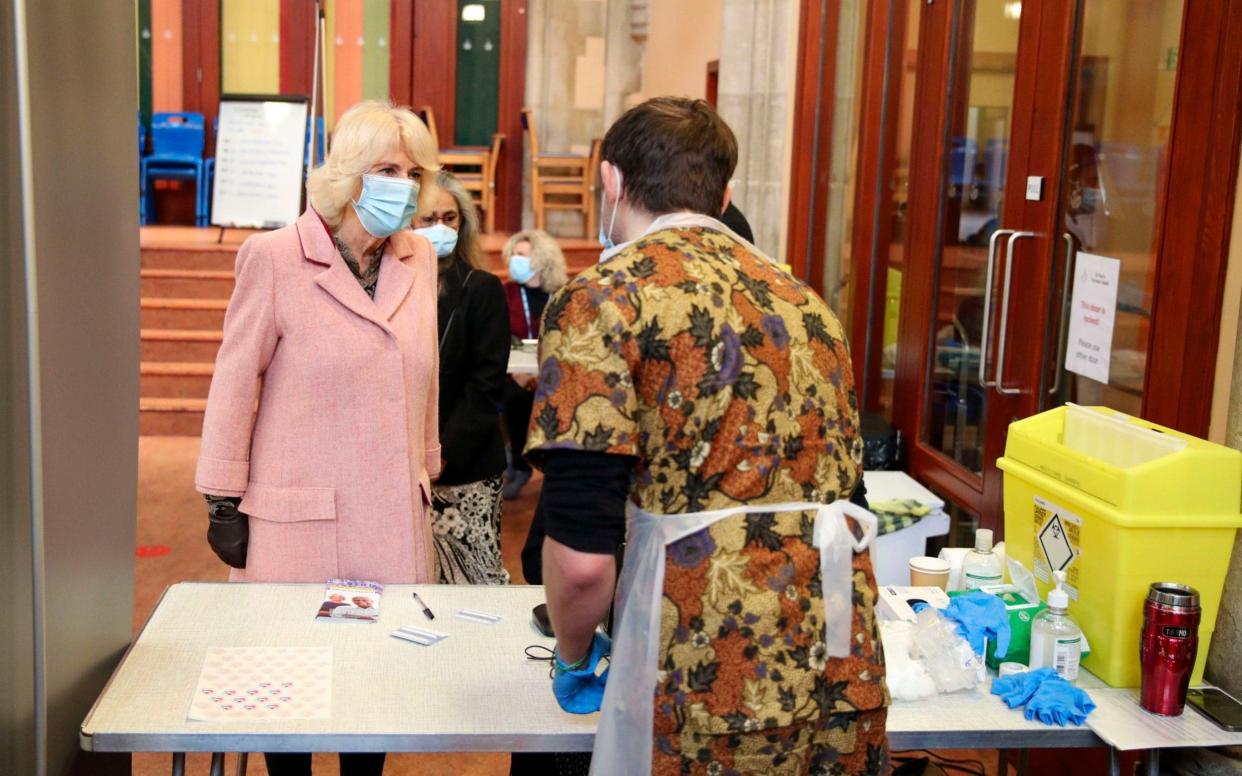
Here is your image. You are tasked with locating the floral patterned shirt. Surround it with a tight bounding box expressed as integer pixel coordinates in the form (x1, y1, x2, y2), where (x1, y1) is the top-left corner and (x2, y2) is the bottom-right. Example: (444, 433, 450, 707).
(525, 227, 887, 740)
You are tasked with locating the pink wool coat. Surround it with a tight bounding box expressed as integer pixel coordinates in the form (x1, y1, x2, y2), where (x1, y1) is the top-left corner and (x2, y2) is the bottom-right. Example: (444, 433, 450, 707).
(196, 209, 442, 584)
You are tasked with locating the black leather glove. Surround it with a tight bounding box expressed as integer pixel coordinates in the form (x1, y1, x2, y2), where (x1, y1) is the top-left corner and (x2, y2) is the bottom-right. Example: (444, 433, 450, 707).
(205, 495, 249, 569)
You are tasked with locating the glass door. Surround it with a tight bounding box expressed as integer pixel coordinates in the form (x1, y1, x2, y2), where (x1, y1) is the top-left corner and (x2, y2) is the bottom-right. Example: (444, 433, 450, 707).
(895, 0, 1081, 531)
(1044, 0, 1184, 414)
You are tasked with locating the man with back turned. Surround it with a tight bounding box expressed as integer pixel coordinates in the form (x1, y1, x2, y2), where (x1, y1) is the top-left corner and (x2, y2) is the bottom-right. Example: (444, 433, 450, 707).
(525, 97, 889, 775)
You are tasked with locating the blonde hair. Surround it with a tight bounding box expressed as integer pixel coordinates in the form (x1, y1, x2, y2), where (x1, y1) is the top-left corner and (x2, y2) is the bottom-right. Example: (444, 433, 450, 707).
(419, 171, 483, 272)
(307, 101, 440, 227)
(502, 229, 568, 292)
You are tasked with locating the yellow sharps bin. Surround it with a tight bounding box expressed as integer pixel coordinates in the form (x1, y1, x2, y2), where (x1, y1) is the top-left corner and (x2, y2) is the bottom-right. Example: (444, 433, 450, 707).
(997, 405, 1242, 687)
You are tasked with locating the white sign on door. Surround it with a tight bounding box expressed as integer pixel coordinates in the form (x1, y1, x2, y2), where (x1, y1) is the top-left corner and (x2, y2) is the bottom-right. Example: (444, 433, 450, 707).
(1065, 251, 1121, 384)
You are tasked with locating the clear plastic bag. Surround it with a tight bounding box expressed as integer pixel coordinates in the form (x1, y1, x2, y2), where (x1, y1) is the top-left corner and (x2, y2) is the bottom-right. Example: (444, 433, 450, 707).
(910, 606, 982, 693)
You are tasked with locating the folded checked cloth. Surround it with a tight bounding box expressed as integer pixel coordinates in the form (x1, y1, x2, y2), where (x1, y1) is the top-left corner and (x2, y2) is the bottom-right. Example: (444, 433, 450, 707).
(869, 498, 934, 536)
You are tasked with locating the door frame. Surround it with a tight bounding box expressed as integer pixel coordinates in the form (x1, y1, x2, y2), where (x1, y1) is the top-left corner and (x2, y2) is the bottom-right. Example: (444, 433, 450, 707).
(785, 0, 842, 289)
(892, 0, 1242, 527)
(1141, 0, 1242, 434)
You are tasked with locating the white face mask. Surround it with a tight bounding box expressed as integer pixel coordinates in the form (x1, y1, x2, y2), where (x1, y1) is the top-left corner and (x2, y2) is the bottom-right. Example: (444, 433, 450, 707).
(413, 222, 458, 258)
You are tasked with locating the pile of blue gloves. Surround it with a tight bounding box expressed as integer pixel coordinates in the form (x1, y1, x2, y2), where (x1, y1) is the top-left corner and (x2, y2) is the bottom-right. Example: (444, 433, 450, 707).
(991, 668, 1096, 726)
(551, 631, 611, 714)
(941, 591, 1012, 659)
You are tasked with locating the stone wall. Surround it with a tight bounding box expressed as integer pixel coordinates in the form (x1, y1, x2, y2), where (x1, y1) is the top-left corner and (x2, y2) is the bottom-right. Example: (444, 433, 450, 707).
(716, 0, 798, 259)
(523, 0, 608, 233)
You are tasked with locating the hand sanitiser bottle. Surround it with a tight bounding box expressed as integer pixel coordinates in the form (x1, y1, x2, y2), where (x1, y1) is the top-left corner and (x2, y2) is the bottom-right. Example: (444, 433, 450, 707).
(1029, 571, 1083, 683)
(962, 528, 1003, 590)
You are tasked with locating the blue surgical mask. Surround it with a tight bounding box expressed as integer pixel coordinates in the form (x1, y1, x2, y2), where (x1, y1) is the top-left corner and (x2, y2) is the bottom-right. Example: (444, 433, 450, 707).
(598, 168, 623, 256)
(508, 254, 536, 284)
(351, 174, 419, 237)
(414, 222, 459, 258)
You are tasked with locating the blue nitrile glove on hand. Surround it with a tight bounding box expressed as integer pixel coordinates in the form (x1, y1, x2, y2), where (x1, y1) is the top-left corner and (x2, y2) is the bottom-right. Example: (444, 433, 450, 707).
(1025, 676, 1096, 726)
(991, 668, 1095, 726)
(551, 631, 611, 714)
(942, 591, 1011, 658)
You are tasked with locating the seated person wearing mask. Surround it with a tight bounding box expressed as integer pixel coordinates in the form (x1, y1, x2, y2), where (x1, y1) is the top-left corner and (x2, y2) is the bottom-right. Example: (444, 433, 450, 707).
(524, 97, 889, 775)
(499, 229, 568, 500)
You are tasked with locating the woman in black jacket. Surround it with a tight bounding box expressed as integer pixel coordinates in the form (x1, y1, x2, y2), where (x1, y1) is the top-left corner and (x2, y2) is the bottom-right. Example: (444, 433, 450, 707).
(414, 172, 511, 584)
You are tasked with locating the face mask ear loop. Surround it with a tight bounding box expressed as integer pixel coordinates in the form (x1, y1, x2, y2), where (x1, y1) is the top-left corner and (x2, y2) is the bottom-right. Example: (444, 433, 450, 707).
(606, 169, 622, 245)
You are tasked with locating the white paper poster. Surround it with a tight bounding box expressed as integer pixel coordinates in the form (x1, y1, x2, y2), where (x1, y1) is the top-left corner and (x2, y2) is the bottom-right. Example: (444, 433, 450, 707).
(211, 98, 308, 229)
(1065, 251, 1121, 384)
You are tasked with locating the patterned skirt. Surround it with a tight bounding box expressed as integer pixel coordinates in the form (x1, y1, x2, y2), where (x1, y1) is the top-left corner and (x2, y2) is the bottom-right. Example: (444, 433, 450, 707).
(430, 476, 510, 585)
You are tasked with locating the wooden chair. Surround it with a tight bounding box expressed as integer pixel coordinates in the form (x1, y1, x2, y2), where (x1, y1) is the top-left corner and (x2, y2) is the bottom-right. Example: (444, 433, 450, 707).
(523, 107, 594, 236)
(452, 133, 505, 233)
(585, 138, 602, 237)
(414, 105, 440, 148)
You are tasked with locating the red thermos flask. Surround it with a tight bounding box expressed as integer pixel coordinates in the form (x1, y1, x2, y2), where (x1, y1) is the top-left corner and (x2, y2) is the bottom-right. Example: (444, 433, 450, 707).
(1139, 583, 1201, 716)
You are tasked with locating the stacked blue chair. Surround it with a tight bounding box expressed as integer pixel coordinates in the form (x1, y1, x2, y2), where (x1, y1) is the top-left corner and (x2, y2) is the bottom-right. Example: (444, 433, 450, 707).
(141, 111, 206, 226)
(138, 114, 147, 217)
(306, 115, 326, 169)
(203, 116, 219, 226)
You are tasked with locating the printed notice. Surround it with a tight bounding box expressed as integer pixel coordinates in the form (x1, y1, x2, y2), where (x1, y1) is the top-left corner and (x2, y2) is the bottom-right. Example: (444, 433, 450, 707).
(1033, 496, 1082, 599)
(1065, 251, 1121, 384)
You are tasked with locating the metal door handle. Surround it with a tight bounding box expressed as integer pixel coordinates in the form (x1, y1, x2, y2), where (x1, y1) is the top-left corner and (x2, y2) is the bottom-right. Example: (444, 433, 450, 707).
(978, 228, 1015, 389)
(994, 231, 1037, 395)
(1048, 233, 1077, 395)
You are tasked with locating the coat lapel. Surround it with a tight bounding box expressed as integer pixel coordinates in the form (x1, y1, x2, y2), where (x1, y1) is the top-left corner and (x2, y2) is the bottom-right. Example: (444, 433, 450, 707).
(298, 210, 410, 331)
(373, 236, 417, 322)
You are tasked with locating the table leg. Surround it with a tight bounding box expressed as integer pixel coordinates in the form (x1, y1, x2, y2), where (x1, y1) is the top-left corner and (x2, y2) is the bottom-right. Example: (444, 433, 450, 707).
(1017, 748, 1029, 776)
(210, 752, 225, 776)
(171, 752, 185, 776)
(998, 749, 1010, 774)
(235, 752, 249, 775)
(1144, 749, 1160, 776)
(1109, 747, 1121, 776)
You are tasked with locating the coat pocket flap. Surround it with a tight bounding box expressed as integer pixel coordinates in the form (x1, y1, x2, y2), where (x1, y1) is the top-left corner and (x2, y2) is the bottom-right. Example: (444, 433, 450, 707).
(240, 483, 337, 523)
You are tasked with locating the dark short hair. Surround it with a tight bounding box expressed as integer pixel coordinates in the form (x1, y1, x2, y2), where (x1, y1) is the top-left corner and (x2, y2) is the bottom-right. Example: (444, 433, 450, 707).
(600, 97, 738, 217)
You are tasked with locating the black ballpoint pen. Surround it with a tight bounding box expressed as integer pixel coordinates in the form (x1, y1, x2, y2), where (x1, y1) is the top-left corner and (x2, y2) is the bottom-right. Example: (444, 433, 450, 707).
(412, 591, 435, 620)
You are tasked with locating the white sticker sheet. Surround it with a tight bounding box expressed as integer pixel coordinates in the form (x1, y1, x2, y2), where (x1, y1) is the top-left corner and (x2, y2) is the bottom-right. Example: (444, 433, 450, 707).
(188, 646, 332, 721)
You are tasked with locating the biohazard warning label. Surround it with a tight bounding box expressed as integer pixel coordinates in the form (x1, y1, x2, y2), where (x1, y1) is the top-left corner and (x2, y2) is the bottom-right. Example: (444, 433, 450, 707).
(1033, 496, 1082, 599)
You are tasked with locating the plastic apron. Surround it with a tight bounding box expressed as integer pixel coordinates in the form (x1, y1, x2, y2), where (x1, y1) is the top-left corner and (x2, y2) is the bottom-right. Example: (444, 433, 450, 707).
(589, 500, 878, 776)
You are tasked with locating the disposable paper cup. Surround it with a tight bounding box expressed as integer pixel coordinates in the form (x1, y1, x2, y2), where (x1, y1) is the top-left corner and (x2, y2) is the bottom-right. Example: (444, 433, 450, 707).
(998, 662, 1028, 677)
(909, 556, 951, 590)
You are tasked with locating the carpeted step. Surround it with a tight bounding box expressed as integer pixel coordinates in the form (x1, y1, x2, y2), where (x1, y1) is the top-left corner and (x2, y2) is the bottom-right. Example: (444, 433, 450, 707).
(141, 269, 234, 299)
(140, 298, 227, 330)
(141, 247, 238, 271)
(139, 397, 206, 436)
(141, 329, 222, 362)
(140, 361, 214, 399)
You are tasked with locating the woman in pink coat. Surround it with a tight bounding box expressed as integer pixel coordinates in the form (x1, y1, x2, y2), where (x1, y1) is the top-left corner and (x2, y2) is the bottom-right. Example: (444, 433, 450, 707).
(195, 100, 441, 775)
(197, 99, 442, 582)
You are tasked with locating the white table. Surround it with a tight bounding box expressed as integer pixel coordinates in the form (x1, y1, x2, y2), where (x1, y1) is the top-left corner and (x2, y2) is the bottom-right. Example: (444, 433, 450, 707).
(863, 471, 953, 586)
(81, 583, 592, 774)
(82, 583, 1241, 775)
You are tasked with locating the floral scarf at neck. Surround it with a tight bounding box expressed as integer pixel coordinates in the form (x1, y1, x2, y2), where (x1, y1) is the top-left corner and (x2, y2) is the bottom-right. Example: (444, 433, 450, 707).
(333, 235, 385, 300)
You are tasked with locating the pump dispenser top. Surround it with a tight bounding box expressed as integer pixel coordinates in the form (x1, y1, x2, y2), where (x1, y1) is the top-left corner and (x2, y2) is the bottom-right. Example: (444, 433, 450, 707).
(974, 528, 994, 553)
(1048, 570, 1070, 611)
